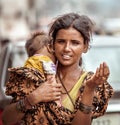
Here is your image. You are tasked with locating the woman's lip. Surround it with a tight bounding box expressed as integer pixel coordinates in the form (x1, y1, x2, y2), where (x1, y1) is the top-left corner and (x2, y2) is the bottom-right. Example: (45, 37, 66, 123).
(62, 54, 72, 59)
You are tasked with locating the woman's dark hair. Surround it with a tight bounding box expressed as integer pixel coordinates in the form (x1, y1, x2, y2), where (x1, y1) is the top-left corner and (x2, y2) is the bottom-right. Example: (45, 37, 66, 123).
(49, 12, 94, 66)
(49, 12, 94, 45)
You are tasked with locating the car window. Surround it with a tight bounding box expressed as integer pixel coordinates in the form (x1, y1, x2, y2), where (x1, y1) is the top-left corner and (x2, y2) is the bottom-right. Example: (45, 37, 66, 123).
(12, 46, 27, 67)
(0, 43, 27, 87)
(5, 45, 27, 85)
(83, 46, 120, 91)
(0, 42, 27, 109)
(0, 45, 11, 87)
(0, 46, 7, 81)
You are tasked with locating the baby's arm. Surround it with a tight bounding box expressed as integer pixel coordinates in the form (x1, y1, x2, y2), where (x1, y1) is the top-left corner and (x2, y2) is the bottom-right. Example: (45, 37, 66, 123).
(42, 60, 56, 75)
(42, 60, 57, 84)
(42, 60, 62, 106)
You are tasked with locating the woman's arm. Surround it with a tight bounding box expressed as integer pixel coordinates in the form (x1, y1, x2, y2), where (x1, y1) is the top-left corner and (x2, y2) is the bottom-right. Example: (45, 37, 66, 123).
(2, 81, 62, 125)
(2, 102, 24, 125)
(72, 62, 111, 125)
(72, 86, 94, 125)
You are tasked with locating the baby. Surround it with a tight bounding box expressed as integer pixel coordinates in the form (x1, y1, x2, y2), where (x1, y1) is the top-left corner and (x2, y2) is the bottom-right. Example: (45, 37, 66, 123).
(6, 31, 61, 107)
(24, 31, 61, 106)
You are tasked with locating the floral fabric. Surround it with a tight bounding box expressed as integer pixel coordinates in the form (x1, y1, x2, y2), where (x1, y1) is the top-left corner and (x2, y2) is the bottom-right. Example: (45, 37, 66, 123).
(5, 68, 113, 125)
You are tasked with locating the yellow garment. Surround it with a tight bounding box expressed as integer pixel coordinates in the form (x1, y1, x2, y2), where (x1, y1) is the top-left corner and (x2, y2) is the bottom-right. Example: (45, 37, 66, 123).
(24, 55, 52, 74)
(62, 72, 88, 112)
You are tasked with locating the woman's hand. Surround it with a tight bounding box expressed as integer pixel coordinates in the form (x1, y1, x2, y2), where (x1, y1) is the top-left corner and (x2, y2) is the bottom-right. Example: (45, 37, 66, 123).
(86, 62, 110, 90)
(28, 80, 62, 105)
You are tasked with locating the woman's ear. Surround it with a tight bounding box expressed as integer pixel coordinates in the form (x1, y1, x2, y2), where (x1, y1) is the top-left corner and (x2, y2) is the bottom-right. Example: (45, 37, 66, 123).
(46, 44, 55, 54)
(83, 43, 88, 53)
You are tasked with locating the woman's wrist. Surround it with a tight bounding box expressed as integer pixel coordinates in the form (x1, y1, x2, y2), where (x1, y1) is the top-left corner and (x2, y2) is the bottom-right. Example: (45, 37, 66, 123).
(27, 91, 41, 106)
(79, 102, 94, 114)
(16, 97, 32, 113)
(79, 87, 94, 114)
(15, 94, 38, 113)
(15, 89, 41, 113)
(81, 86, 95, 106)
(84, 85, 95, 94)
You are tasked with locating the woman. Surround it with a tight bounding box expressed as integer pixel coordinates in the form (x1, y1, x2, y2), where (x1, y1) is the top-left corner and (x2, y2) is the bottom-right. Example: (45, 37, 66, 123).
(48, 13, 113, 124)
(2, 13, 113, 125)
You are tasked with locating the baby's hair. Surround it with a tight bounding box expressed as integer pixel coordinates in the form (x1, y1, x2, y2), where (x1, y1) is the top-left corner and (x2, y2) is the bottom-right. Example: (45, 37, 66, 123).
(25, 31, 51, 57)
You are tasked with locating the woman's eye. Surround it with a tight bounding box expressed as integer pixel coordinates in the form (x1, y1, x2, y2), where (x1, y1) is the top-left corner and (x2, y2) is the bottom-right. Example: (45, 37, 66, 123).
(72, 40, 80, 45)
(56, 40, 65, 44)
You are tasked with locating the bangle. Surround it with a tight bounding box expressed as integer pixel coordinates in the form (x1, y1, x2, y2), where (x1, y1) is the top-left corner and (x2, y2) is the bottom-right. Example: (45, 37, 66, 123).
(24, 96, 33, 109)
(16, 99, 27, 113)
(79, 102, 93, 114)
(16, 97, 33, 113)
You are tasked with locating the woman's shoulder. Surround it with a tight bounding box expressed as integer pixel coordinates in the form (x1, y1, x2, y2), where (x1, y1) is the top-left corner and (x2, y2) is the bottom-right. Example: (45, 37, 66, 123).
(73, 71, 93, 91)
(81, 71, 94, 82)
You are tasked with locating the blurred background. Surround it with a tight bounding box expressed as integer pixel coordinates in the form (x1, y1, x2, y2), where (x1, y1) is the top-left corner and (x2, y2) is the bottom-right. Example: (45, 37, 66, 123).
(0, 0, 120, 125)
(0, 0, 120, 43)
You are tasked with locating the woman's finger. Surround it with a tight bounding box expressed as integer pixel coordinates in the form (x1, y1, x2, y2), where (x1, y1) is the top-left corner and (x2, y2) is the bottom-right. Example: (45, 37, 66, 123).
(99, 63, 104, 77)
(95, 67, 99, 78)
(103, 62, 110, 77)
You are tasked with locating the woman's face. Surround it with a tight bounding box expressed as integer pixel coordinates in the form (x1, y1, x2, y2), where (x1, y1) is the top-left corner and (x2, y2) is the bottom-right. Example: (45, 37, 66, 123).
(54, 27, 88, 66)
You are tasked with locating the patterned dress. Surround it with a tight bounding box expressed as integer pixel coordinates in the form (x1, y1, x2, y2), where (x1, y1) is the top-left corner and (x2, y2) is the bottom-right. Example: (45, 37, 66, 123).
(5, 61, 113, 124)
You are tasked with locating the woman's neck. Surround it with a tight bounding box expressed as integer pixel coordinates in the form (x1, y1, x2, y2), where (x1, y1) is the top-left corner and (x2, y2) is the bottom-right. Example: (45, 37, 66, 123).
(57, 63, 82, 78)
(57, 63, 83, 94)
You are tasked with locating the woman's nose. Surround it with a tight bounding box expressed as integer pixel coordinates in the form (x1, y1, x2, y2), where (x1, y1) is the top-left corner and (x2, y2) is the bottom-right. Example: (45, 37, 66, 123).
(64, 42, 71, 51)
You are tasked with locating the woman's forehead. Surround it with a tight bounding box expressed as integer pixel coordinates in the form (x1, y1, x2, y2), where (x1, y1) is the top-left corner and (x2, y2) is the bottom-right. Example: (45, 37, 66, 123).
(56, 28, 83, 39)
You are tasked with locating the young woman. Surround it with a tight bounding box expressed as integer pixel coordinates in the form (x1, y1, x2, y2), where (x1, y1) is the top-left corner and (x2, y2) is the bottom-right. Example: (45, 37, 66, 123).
(2, 13, 113, 125)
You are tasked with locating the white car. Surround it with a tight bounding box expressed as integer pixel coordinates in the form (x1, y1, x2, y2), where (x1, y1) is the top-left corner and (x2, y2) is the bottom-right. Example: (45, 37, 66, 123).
(82, 35, 120, 125)
(0, 41, 27, 110)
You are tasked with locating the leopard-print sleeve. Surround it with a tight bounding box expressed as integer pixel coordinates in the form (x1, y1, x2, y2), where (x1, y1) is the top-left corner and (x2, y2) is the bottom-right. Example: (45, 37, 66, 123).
(5, 67, 75, 124)
(79, 72, 114, 119)
(5, 67, 45, 102)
